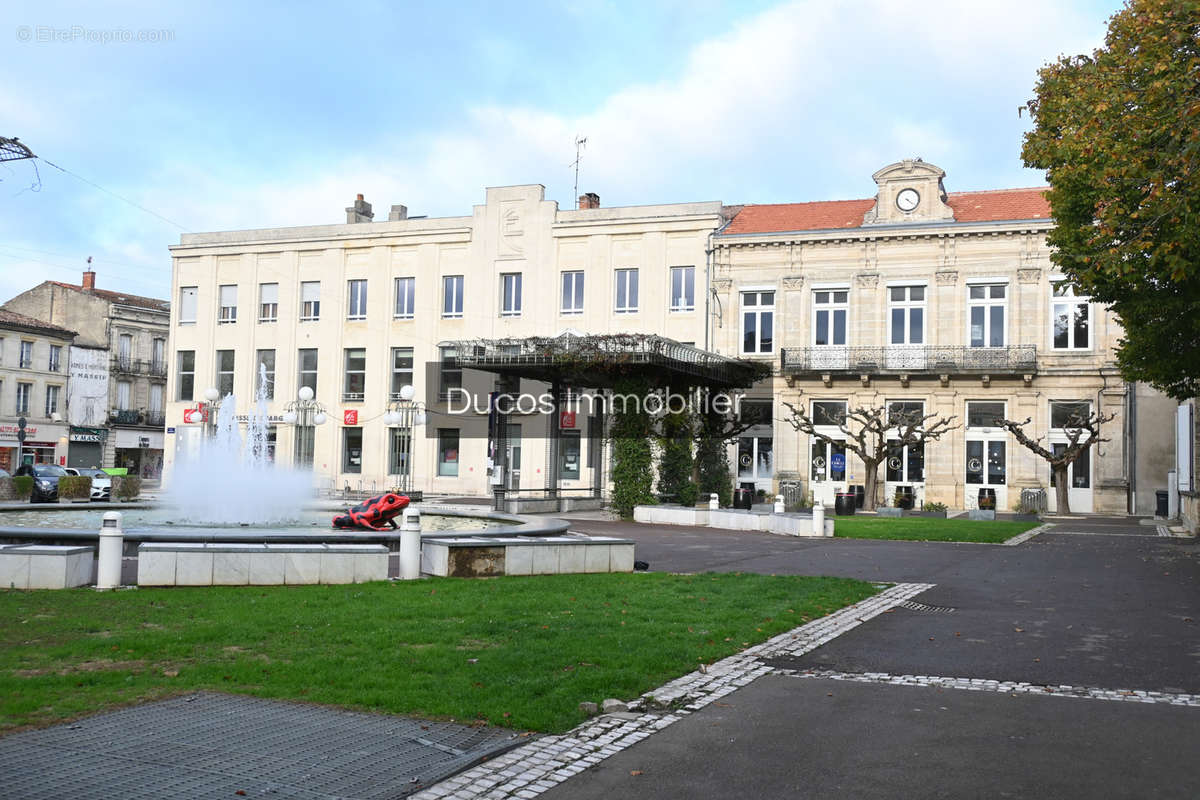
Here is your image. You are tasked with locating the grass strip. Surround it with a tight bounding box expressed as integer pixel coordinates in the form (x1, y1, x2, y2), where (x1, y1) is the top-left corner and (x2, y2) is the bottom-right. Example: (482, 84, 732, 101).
(0, 572, 877, 734)
(833, 516, 1039, 543)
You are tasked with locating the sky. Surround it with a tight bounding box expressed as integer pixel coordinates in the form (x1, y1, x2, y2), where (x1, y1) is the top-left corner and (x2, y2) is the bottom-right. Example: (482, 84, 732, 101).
(2, 0, 1125, 304)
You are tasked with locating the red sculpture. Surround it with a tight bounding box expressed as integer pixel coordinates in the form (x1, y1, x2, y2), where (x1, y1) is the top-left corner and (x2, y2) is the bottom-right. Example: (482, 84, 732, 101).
(332, 493, 411, 531)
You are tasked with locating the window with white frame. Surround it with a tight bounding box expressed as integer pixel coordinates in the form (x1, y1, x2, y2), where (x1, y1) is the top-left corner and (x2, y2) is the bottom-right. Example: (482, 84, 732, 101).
(177, 350, 195, 401)
(438, 429, 460, 477)
(813, 289, 848, 346)
(297, 348, 318, 393)
(390, 347, 414, 399)
(44, 385, 60, 417)
(215, 350, 235, 396)
(1050, 400, 1093, 490)
(614, 268, 639, 314)
(443, 275, 464, 318)
(152, 339, 165, 373)
(259, 282, 278, 322)
(16, 382, 31, 414)
(179, 286, 198, 324)
(118, 333, 132, 368)
(968, 284, 1006, 347)
(347, 279, 368, 321)
(670, 266, 695, 312)
(561, 271, 584, 314)
(888, 286, 925, 345)
(439, 345, 462, 400)
(48, 345, 62, 373)
(394, 277, 415, 319)
(885, 400, 926, 483)
(218, 284, 237, 323)
(19, 340, 32, 368)
(501, 272, 523, 317)
(300, 281, 320, 321)
(149, 384, 163, 417)
(343, 348, 366, 400)
(742, 290, 775, 354)
(116, 380, 132, 410)
(256, 349, 275, 400)
(1052, 281, 1090, 350)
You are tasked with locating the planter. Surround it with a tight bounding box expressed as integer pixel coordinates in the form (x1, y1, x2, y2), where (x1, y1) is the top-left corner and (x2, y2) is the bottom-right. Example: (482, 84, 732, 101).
(907, 510, 948, 518)
(875, 507, 902, 518)
(834, 493, 857, 516)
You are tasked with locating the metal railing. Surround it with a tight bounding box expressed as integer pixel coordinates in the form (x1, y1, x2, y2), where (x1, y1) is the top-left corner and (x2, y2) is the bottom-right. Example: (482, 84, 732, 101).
(781, 345, 1037, 374)
(112, 357, 169, 377)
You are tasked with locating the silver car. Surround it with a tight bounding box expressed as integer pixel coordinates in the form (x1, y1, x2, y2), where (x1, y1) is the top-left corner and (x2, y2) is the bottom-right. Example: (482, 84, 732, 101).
(65, 467, 113, 501)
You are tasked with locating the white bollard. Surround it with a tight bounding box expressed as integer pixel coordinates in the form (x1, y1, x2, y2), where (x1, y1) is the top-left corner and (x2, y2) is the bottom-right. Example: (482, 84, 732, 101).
(398, 507, 422, 580)
(812, 501, 825, 537)
(97, 511, 123, 590)
(708, 493, 719, 511)
(774, 494, 785, 514)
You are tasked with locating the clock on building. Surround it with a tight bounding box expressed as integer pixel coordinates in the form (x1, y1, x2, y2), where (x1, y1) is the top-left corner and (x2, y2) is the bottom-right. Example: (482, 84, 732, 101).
(896, 188, 920, 212)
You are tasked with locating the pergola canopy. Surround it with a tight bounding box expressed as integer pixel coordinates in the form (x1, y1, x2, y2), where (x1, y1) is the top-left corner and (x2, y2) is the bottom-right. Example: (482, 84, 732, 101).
(442, 333, 772, 389)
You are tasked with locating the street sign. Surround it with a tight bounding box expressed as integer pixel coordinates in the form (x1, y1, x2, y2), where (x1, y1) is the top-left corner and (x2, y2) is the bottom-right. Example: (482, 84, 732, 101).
(16, 430, 26, 443)
(17, 416, 27, 429)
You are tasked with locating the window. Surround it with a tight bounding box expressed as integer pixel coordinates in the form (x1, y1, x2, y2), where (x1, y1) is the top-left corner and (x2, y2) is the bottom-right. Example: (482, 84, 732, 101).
(256, 349, 275, 400)
(215, 350, 235, 396)
(742, 290, 775, 354)
(394, 277, 415, 319)
(438, 429, 460, 477)
(390, 347, 414, 399)
(813, 290, 848, 346)
(16, 382, 31, 414)
(179, 286, 198, 324)
(968, 284, 1006, 347)
(439, 346, 462, 401)
(1051, 400, 1091, 430)
(343, 427, 363, 473)
(614, 268, 639, 313)
(177, 350, 195, 401)
(738, 399, 773, 426)
(300, 281, 320, 321)
(888, 286, 925, 345)
(1050, 401, 1093, 490)
(117, 381, 132, 410)
(218, 284, 237, 323)
(1052, 282, 1090, 350)
(670, 266, 695, 312)
(298, 349, 318, 394)
(149, 384, 163, 416)
(885, 401, 926, 483)
(118, 333, 132, 369)
(44, 385, 60, 417)
(152, 339, 165, 373)
(389, 427, 412, 476)
(500, 272, 522, 317)
(966, 440, 1007, 485)
(48, 345, 61, 373)
(343, 348, 366, 401)
(966, 401, 1006, 428)
(443, 275, 464, 318)
(259, 282, 279, 322)
(812, 400, 847, 427)
(347, 279, 368, 320)
(19, 341, 32, 368)
(561, 431, 581, 479)
(561, 271, 584, 315)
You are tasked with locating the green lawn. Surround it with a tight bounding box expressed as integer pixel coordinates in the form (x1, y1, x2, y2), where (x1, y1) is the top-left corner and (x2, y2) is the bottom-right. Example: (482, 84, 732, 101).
(0, 573, 877, 734)
(834, 516, 1040, 543)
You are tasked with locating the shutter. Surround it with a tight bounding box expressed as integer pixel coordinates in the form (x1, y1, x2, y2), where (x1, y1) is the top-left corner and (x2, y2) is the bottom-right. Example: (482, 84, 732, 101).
(1179, 403, 1194, 491)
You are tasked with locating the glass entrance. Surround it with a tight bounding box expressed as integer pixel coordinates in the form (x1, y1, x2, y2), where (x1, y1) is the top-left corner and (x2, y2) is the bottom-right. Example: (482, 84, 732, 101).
(810, 438, 847, 505)
(1048, 441, 1093, 512)
(737, 436, 774, 493)
(965, 438, 1007, 509)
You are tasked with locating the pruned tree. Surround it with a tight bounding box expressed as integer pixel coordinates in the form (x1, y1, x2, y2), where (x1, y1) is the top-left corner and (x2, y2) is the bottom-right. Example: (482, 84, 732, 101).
(782, 403, 958, 511)
(998, 411, 1115, 515)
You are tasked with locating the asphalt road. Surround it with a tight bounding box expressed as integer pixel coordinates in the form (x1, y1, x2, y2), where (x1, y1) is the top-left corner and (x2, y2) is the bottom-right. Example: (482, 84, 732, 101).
(542, 516, 1200, 799)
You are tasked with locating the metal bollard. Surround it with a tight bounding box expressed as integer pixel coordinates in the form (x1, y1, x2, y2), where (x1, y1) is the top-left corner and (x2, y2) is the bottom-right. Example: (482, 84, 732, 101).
(97, 511, 123, 590)
(708, 493, 719, 511)
(398, 508, 421, 580)
(812, 501, 825, 537)
(774, 494, 785, 514)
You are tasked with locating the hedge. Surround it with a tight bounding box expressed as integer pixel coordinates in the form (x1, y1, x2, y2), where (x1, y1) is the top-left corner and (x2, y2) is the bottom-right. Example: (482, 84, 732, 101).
(58, 475, 92, 500)
(113, 475, 142, 501)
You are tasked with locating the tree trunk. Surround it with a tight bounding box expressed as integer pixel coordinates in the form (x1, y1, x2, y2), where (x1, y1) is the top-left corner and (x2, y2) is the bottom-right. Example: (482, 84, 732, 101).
(1052, 464, 1071, 514)
(862, 462, 879, 511)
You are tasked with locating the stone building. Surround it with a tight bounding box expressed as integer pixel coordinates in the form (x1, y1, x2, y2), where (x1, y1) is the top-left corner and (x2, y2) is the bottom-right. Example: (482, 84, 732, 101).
(3, 270, 170, 477)
(710, 159, 1175, 514)
(0, 309, 76, 471)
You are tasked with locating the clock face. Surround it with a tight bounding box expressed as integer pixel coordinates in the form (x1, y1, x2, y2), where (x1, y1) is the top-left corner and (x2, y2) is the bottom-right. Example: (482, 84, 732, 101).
(896, 188, 920, 212)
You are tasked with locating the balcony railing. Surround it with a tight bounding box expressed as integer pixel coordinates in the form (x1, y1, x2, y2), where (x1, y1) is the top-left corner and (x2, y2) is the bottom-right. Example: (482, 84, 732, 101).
(112, 357, 168, 378)
(781, 345, 1037, 375)
(111, 409, 142, 425)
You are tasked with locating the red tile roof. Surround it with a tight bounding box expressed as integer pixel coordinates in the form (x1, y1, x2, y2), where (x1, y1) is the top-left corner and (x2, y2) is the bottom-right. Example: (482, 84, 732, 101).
(0, 308, 77, 338)
(722, 187, 1050, 236)
(50, 282, 169, 312)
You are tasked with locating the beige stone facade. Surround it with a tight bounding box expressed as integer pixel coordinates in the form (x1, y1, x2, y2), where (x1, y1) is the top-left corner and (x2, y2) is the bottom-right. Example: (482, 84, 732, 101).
(0, 309, 76, 472)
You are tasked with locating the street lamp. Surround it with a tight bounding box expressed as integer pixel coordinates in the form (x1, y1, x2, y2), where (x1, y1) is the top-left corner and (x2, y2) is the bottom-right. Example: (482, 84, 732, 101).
(383, 384, 426, 494)
(283, 386, 327, 467)
(203, 387, 222, 438)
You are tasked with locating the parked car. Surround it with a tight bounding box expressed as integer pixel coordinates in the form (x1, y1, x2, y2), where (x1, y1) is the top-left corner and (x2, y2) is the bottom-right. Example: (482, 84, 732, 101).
(14, 464, 68, 502)
(64, 467, 113, 501)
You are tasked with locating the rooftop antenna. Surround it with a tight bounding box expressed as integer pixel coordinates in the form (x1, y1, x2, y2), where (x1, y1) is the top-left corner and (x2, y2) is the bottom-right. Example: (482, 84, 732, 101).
(571, 135, 587, 203)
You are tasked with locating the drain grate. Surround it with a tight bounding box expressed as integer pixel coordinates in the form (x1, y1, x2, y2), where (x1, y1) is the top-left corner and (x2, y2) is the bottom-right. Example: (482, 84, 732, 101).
(897, 599, 956, 614)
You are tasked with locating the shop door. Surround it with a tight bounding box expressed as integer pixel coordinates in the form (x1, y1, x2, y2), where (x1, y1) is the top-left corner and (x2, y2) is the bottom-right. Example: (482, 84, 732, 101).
(737, 435, 774, 494)
(965, 437, 1007, 510)
(1047, 442, 1093, 513)
(810, 438, 847, 505)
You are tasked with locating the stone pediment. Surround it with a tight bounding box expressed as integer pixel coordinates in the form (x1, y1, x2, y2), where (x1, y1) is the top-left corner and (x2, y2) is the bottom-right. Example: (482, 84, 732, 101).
(862, 158, 956, 226)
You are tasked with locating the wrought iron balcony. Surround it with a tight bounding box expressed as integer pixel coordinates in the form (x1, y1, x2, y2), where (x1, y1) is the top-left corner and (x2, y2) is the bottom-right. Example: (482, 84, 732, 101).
(111, 409, 142, 425)
(781, 345, 1037, 376)
(111, 357, 168, 378)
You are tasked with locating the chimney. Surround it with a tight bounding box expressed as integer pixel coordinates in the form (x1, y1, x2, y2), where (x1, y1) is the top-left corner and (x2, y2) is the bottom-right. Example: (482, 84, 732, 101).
(578, 192, 600, 210)
(82, 269, 96, 291)
(388, 204, 408, 221)
(345, 193, 374, 223)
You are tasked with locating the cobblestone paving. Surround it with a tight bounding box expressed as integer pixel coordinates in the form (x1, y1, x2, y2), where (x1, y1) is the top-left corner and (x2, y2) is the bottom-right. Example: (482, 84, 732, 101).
(410, 582, 934, 800)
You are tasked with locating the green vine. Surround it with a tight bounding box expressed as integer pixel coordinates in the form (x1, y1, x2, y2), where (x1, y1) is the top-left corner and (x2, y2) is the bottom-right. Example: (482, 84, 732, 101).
(657, 411, 697, 506)
(609, 380, 657, 518)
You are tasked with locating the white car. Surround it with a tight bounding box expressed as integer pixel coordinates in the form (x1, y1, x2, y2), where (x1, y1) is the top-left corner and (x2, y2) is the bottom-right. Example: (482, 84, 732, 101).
(64, 467, 113, 501)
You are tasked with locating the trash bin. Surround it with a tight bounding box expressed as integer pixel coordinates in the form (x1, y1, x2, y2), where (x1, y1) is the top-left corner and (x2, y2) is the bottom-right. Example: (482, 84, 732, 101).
(851, 484, 865, 509)
(1156, 490, 1169, 518)
(895, 485, 914, 510)
(733, 487, 754, 510)
(835, 492, 857, 516)
(978, 487, 997, 510)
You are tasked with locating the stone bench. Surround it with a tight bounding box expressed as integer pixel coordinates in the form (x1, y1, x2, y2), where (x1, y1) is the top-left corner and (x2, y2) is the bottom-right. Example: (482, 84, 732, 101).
(421, 534, 635, 578)
(0, 544, 94, 589)
(634, 505, 834, 537)
(137, 543, 389, 586)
